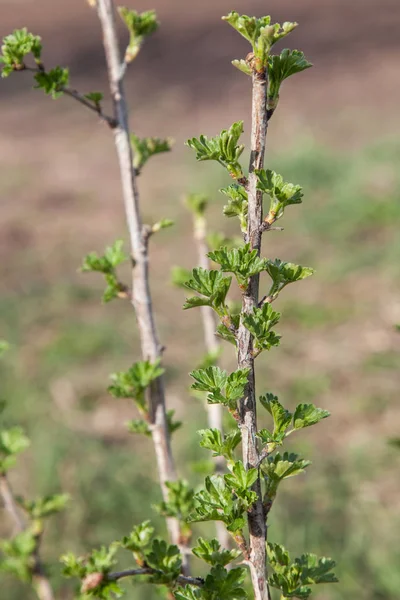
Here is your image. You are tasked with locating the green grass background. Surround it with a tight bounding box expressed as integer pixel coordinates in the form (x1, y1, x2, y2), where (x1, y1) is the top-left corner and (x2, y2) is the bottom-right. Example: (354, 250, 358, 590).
(1, 137, 399, 599)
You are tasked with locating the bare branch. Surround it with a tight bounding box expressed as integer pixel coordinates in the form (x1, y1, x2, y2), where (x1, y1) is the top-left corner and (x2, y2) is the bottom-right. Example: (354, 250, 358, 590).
(236, 63, 271, 599)
(0, 475, 55, 600)
(192, 213, 230, 550)
(107, 567, 204, 587)
(95, 0, 186, 570)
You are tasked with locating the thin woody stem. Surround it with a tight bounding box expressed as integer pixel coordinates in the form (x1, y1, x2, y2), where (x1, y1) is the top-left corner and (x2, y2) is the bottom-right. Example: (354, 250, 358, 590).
(236, 63, 271, 599)
(107, 567, 204, 587)
(0, 475, 55, 600)
(23, 65, 116, 127)
(95, 0, 187, 571)
(193, 213, 230, 550)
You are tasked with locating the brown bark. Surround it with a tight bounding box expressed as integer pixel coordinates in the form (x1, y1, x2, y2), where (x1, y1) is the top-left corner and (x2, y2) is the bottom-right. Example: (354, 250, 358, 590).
(236, 67, 270, 600)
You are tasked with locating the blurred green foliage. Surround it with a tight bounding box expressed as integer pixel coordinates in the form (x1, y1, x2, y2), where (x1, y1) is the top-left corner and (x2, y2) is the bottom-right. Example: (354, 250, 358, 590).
(0, 138, 399, 598)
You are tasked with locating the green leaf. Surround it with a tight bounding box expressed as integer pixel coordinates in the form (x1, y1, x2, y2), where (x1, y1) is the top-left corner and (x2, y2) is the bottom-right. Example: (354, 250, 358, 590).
(262, 452, 311, 498)
(231, 59, 252, 76)
(268, 49, 312, 105)
(222, 12, 297, 68)
(130, 134, 173, 172)
(81, 240, 127, 302)
(242, 303, 281, 354)
(190, 366, 249, 410)
(118, 8, 159, 62)
(265, 259, 314, 299)
(145, 539, 182, 584)
(224, 461, 258, 507)
(127, 418, 151, 437)
(183, 268, 232, 316)
(84, 91, 104, 106)
(121, 520, 154, 553)
(208, 244, 268, 289)
(151, 218, 174, 234)
(0, 29, 42, 77)
(260, 393, 292, 435)
(154, 480, 195, 524)
(0, 427, 30, 474)
(192, 537, 241, 567)
(0, 528, 37, 582)
(198, 428, 241, 462)
(267, 543, 338, 599)
(17, 493, 69, 519)
(220, 184, 248, 233)
(186, 122, 245, 179)
(256, 169, 303, 224)
(216, 313, 240, 346)
(108, 359, 164, 412)
(34, 66, 69, 99)
(293, 403, 330, 430)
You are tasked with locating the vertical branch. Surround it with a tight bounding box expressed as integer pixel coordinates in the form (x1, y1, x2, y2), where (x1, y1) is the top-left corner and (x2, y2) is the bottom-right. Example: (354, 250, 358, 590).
(236, 66, 269, 600)
(0, 475, 55, 600)
(193, 215, 230, 549)
(95, 0, 182, 553)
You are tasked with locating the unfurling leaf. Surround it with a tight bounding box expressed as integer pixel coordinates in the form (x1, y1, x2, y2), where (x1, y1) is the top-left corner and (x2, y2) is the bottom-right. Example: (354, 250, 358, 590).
(198, 428, 241, 463)
(265, 258, 314, 299)
(130, 134, 173, 172)
(268, 49, 312, 108)
(183, 268, 232, 316)
(242, 303, 281, 354)
(0, 29, 42, 77)
(108, 359, 164, 412)
(186, 122, 245, 180)
(220, 184, 248, 233)
(190, 366, 249, 410)
(192, 537, 241, 567)
(208, 244, 268, 289)
(34, 66, 69, 99)
(118, 8, 159, 62)
(267, 542, 338, 599)
(256, 169, 303, 224)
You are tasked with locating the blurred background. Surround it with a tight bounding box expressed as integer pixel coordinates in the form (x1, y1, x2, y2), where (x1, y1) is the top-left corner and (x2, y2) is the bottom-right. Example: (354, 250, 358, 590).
(1, 0, 399, 598)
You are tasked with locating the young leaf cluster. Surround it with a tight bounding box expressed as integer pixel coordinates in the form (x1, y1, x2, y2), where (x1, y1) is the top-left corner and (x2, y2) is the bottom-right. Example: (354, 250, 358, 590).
(183, 268, 231, 316)
(265, 258, 314, 300)
(34, 66, 69, 99)
(223, 12, 297, 70)
(268, 49, 312, 109)
(190, 366, 249, 412)
(256, 169, 303, 225)
(188, 462, 258, 534)
(220, 185, 248, 233)
(108, 359, 164, 413)
(242, 303, 281, 354)
(118, 8, 159, 62)
(0, 426, 30, 474)
(128, 409, 182, 438)
(208, 244, 267, 290)
(267, 543, 338, 599)
(258, 393, 330, 452)
(0, 28, 42, 77)
(186, 122, 245, 180)
(81, 240, 128, 302)
(175, 564, 247, 600)
(198, 428, 241, 465)
(131, 134, 173, 173)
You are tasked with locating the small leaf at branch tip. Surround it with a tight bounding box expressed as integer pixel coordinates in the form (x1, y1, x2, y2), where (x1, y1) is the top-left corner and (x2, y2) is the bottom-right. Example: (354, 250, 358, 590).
(151, 218, 174, 233)
(231, 59, 251, 76)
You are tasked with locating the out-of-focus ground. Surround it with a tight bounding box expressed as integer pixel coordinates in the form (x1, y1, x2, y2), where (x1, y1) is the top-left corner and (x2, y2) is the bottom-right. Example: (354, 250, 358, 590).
(0, 1, 400, 599)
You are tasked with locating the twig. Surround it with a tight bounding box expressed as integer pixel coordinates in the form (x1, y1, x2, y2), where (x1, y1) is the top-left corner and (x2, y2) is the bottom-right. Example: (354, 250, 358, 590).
(22, 65, 116, 127)
(0, 475, 55, 600)
(95, 0, 187, 572)
(193, 214, 230, 550)
(236, 62, 271, 599)
(107, 567, 204, 587)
